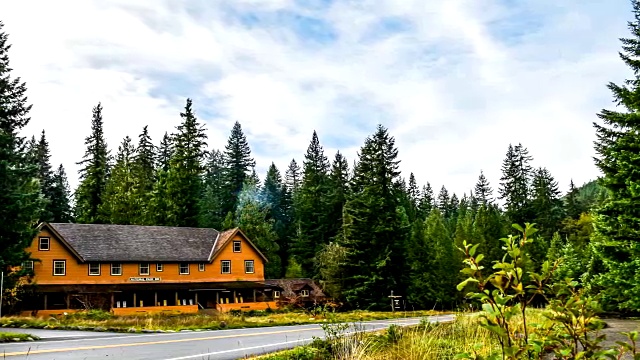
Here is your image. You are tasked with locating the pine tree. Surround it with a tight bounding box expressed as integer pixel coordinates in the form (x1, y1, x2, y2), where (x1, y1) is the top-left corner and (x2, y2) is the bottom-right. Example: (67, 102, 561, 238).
(498, 143, 533, 225)
(564, 179, 583, 219)
(157, 132, 172, 172)
(35, 130, 56, 222)
(131, 126, 156, 225)
(338, 125, 405, 309)
(327, 152, 349, 240)
(285, 159, 301, 193)
(531, 167, 564, 239)
(221, 121, 255, 217)
(474, 170, 494, 205)
(0, 22, 43, 290)
(437, 186, 450, 216)
(473, 203, 506, 264)
(418, 183, 435, 219)
(199, 150, 225, 229)
(49, 164, 73, 223)
(74, 102, 110, 224)
(291, 131, 331, 277)
(99, 136, 137, 224)
(236, 181, 281, 278)
(165, 99, 207, 227)
(261, 162, 288, 277)
(591, 1, 640, 311)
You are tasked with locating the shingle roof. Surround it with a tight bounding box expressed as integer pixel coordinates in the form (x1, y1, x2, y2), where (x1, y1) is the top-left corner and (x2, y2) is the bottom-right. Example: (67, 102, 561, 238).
(46, 223, 220, 262)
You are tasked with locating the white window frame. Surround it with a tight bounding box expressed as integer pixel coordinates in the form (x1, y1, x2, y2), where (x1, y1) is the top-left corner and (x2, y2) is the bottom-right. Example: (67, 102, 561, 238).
(39, 237, 50, 251)
(198, 263, 205, 272)
(139, 263, 150, 276)
(179, 263, 190, 275)
(53, 260, 66, 276)
(233, 241, 241, 252)
(273, 290, 281, 299)
(23, 261, 34, 272)
(244, 260, 254, 274)
(156, 263, 163, 272)
(300, 289, 310, 297)
(221, 260, 231, 274)
(88, 263, 101, 276)
(111, 263, 122, 276)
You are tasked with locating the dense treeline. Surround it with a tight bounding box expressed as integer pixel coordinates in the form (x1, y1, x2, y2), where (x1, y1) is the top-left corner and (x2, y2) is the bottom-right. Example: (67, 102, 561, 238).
(1, 0, 640, 314)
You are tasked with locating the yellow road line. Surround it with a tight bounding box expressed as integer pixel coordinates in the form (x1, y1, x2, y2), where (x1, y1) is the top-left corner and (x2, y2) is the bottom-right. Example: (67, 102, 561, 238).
(1, 328, 316, 357)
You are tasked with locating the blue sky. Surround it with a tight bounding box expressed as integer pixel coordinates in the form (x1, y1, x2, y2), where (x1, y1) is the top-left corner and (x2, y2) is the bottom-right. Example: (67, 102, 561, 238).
(0, 0, 632, 197)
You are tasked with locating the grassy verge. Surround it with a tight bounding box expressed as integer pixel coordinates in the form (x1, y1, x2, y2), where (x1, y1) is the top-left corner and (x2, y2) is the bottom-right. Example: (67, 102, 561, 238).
(0, 309, 445, 333)
(251, 309, 549, 360)
(0, 332, 39, 342)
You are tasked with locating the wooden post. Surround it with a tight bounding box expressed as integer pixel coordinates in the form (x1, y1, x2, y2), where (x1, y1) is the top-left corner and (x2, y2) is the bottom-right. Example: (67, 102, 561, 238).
(232, 290, 236, 303)
(110, 293, 115, 309)
(194, 292, 198, 307)
(175, 292, 179, 306)
(215, 291, 219, 304)
(253, 289, 256, 302)
(154, 292, 158, 306)
(133, 293, 137, 308)
(65, 294, 70, 309)
(43, 294, 48, 310)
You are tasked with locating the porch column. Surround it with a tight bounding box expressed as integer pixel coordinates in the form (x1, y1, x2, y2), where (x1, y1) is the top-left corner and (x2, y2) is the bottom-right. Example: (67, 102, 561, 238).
(133, 293, 137, 307)
(215, 291, 219, 304)
(175, 292, 179, 306)
(65, 294, 70, 309)
(154, 292, 158, 306)
(43, 294, 48, 310)
(194, 292, 198, 307)
(253, 289, 256, 302)
(110, 293, 114, 309)
(232, 290, 236, 303)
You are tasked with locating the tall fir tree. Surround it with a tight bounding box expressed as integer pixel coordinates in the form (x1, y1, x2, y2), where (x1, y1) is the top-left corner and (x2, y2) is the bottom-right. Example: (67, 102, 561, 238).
(35, 130, 56, 222)
(149, 132, 173, 226)
(327, 152, 350, 241)
(437, 186, 451, 216)
(131, 126, 156, 225)
(74, 102, 110, 224)
(498, 143, 533, 225)
(291, 131, 331, 277)
(564, 179, 583, 219)
(285, 159, 301, 193)
(49, 164, 73, 222)
(338, 125, 405, 309)
(591, 1, 640, 312)
(417, 182, 435, 219)
(0, 22, 44, 291)
(199, 150, 226, 229)
(261, 162, 289, 277)
(474, 170, 494, 205)
(235, 181, 281, 278)
(99, 136, 137, 224)
(157, 132, 172, 172)
(531, 167, 564, 239)
(165, 99, 207, 227)
(221, 121, 255, 218)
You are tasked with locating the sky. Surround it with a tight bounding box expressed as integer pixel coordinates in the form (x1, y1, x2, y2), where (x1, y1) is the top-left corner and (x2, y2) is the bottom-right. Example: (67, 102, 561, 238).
(0, 0, 633, 198)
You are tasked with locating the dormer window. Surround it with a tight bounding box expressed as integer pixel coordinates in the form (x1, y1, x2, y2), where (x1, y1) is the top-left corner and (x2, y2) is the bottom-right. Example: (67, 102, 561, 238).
(300, 289, 310, 297)
(233, 241, 241, 252)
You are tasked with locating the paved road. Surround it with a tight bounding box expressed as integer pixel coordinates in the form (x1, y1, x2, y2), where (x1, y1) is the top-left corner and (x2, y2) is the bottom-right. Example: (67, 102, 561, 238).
(0, 314, 455, 360)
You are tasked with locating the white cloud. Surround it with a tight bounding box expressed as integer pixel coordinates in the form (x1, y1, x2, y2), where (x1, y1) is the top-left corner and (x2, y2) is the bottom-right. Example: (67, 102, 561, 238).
(0, 0, 632, 199)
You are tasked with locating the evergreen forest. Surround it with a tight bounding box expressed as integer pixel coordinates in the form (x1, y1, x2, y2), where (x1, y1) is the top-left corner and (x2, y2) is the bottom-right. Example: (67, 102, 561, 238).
(1, 0, 640, 314)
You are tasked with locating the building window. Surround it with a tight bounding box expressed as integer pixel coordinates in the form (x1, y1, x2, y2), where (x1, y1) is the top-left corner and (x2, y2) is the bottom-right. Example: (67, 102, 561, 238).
(233, 241, 241, 252)
(300, 290, 310, 297)
(23, 261, 34, 273)
(221, 260, 231, 274)
(139, 263, 150, 275)
(111, 263, 122, 276)
(88, 263, 100, 276)
(198, 263, 205, 272)
(179, 263, 189, 275)
(39, 237, 50, 251)
(244, 260, 254, 274)
(156, 263, 163, 272)
(273, 291, 281, 299)
(53, 260, 66, 276)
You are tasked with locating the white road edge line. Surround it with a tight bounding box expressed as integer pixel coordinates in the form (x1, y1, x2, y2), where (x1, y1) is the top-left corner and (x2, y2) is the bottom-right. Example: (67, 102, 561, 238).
(161, 317, 457, 360)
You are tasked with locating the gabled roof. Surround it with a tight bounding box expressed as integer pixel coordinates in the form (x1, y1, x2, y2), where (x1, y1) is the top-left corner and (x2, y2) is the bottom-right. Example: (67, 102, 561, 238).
(264, 278, 326, 297)
(210, 228, 268, 262)
(42, 223, 226, 263)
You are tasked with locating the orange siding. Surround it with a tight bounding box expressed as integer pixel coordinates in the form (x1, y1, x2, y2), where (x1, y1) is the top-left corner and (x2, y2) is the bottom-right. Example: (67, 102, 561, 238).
(217, 301, 278, 312)
(111, 305, 198, 316)
(27, 230, 265, 285)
